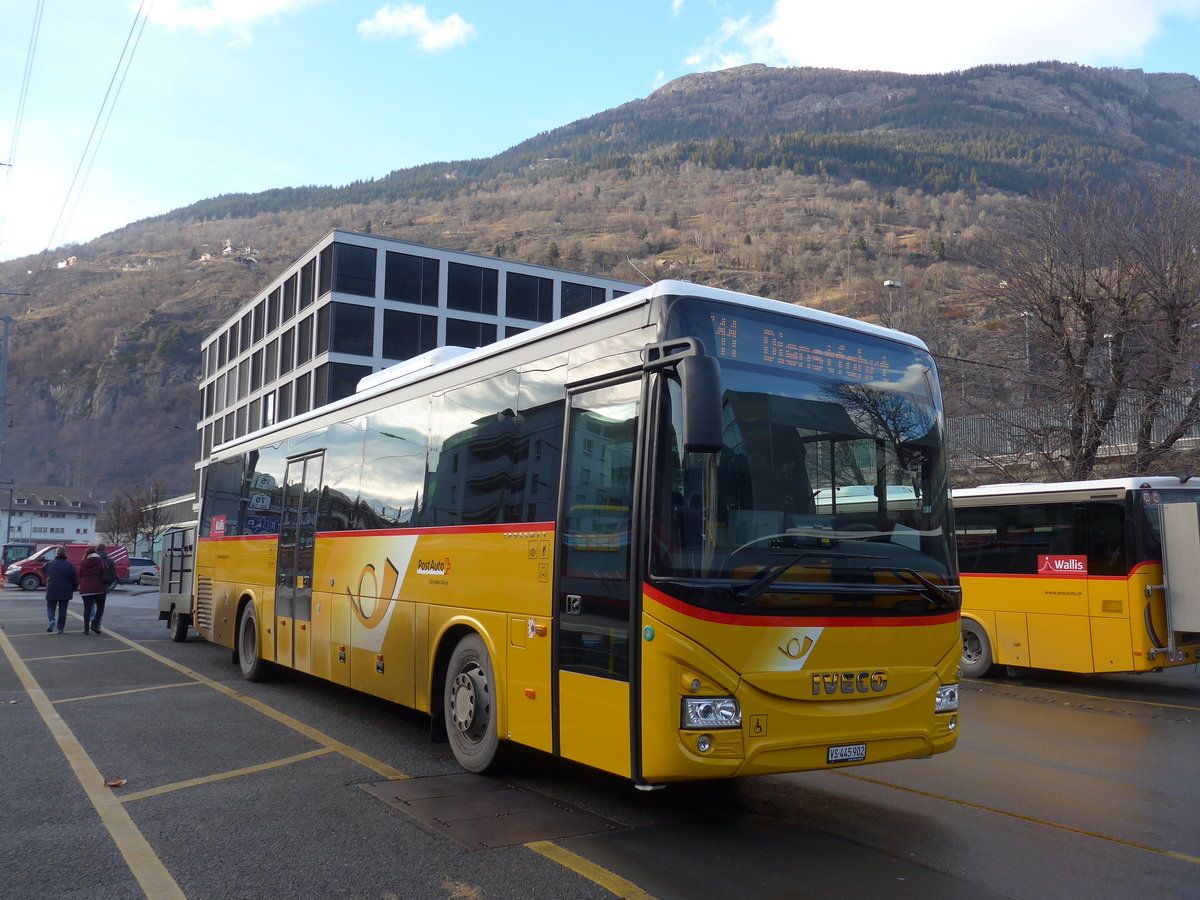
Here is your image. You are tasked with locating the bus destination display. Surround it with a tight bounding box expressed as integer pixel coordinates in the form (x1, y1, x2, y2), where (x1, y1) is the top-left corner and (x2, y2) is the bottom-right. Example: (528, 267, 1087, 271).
(708, 314, 896, 382)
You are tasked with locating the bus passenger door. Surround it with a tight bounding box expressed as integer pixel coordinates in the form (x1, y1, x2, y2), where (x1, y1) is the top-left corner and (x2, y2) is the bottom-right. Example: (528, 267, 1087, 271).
(276, 452, 323, 674)
(555, 379, 640, 779)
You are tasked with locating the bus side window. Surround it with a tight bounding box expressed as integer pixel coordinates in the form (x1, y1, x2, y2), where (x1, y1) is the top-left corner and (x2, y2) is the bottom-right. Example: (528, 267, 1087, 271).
(1086, 503, 1126, 576)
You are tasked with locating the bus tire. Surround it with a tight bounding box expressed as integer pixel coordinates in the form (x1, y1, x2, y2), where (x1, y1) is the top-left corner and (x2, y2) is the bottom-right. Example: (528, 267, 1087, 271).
(20, 573, 41, 591)
(237, 605, 267, 682)
(960, 620, 996, 678)
(168, 607, 189, 643)
(444, 633, 500, 773)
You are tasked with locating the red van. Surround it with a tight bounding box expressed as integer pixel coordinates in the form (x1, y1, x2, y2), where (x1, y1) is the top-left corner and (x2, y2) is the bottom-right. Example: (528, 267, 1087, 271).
(5, 544, 130, 591)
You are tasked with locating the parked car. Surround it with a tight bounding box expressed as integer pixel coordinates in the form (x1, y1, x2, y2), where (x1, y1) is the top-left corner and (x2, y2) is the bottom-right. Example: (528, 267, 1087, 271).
(6, 544, 130, 591)
(124, 557, 160, 585)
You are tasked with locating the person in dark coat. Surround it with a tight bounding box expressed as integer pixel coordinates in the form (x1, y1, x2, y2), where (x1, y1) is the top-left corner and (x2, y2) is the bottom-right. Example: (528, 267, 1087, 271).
(79, 546, 107, 635)
(43, 547, 79, 633)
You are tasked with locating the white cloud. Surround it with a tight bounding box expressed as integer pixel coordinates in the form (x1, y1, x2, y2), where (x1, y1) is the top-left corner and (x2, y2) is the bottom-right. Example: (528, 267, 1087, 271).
(357, 4, 477, 52)
(146, 0, 321, 34)
(686, 0, 1200, 74)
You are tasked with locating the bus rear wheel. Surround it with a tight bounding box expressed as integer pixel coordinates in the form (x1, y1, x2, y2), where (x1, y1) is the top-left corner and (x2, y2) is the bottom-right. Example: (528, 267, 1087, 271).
(444, 634, 500, 773)
(960, 620, 996, 678)
(237, 605, 267, 682)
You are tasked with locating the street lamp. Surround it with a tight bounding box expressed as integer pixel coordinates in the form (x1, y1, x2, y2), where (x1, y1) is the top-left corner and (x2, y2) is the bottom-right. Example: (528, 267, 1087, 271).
(884, 280, 902, 319)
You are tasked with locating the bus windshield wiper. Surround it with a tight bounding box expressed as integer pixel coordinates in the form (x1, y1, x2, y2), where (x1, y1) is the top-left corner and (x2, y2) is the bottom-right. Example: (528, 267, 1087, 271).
(867, 565, 960, 607)
(736, 551, 885, 605)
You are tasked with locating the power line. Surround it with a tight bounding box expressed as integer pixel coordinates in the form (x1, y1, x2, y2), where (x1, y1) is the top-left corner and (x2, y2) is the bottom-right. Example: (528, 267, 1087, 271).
(0, 0, 47, 257)
(32, 0, 155, 279)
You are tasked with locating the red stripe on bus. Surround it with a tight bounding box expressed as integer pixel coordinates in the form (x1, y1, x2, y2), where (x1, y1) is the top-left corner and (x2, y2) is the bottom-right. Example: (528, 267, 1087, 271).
(197, 522, 557, 543)
(643, 583, 959, 628)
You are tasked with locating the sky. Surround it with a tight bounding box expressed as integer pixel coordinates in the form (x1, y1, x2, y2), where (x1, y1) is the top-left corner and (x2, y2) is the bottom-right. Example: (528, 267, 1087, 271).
(2, 0, 1200, 263)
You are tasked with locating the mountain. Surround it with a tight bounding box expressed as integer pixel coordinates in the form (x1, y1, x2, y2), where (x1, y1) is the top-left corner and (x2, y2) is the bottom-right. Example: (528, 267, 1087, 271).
(2, 62, 1199, 502)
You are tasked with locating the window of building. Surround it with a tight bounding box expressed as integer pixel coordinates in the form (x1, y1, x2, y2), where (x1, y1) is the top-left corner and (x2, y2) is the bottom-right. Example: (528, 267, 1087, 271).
(297, 315, 313, 365)
(217, 331, 228, 367)
(295, 372, 311, 416)
(505, 326, 527, 339)
(506, 272, 553, 322)
(446, 318, 497, 349)
(447, 262, 498, 314)
(384, 251, 439, 305)
(316, 305, 331, 356)
(562, 281, 607, 316)
(314, 362, 372, 406)
(240, 312, 252, 353)
(319, 244, 333, 296)
(283, 275, 297, 321)
(383, 310, 437, 360)
(267, 288, 281, 332)
(277, 383, 293, 421)
(334, 242, 377, 297)
(331, 302, 374, 356)
(251, 349, 264, 392)
(279, 329, 295, 376)
(299, 259, 316, 309)
(253, 301, 265, 343)
(237, 359, 250, 400)
(265, 339, 278, 385)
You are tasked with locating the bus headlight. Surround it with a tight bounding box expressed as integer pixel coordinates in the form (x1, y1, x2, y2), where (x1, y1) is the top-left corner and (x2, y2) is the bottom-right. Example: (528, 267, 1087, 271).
(935, 684, 959, 713)
(681, 696, 741, 729)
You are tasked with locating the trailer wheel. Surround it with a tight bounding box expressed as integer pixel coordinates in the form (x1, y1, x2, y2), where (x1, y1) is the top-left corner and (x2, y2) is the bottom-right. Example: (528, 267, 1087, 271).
(444, 634, 500, 773)
(960, 620, 997, 678)
(19, 573, 41, 592)
(168, 607, 189, 643)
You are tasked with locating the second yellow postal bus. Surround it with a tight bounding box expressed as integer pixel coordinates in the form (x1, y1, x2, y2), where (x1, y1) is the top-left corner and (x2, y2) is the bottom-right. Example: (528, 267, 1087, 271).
(954, 478, 1200, 677)
(183, 279, 962, 786)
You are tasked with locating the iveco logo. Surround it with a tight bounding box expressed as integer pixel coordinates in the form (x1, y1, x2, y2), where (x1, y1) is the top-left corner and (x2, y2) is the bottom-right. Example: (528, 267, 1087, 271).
(811, 671, 888, 695)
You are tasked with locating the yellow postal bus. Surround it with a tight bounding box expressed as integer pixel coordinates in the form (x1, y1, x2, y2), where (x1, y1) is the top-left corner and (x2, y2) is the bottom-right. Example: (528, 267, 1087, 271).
(954, 478, 1200, 677)
(187, 279, 961, 786)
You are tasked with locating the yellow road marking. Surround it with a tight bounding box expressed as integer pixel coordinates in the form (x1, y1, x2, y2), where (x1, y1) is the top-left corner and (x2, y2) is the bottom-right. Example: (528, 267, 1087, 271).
(525, 841, 657, 899)
(838, 771, 1200, 865)
(102, 627, 407, 779)
(53, 681, 202, 705)
(24, 648, 136, 662)
(0, 627, 186, 899)
(120, 748, 335, 803)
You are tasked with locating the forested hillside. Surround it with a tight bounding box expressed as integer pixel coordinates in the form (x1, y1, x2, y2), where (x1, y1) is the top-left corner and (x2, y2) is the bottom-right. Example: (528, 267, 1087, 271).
(1, 62, 1198, 499)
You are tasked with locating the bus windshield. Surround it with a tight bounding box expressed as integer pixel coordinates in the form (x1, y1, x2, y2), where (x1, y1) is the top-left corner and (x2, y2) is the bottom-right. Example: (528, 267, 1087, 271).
(652, 298, 957, 616)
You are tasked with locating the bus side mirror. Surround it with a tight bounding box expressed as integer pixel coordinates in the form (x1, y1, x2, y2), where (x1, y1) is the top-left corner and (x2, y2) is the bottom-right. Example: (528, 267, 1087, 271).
(679, 355, 723, 453)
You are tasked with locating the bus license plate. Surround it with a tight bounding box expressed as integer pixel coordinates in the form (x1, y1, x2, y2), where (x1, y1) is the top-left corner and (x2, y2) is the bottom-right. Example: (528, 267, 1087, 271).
(827, 743, 867, 764)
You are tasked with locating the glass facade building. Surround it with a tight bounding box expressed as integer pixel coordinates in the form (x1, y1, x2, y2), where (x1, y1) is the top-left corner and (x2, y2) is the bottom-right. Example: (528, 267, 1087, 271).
(197, 231, 639, 460)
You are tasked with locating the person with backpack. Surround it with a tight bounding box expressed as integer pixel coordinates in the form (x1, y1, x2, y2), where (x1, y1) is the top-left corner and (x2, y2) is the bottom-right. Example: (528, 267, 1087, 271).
(79, 545, 115, 635)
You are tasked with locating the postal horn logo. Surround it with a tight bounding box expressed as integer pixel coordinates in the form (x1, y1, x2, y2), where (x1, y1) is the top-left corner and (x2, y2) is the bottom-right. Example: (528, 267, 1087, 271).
(417, 557, 451, 576)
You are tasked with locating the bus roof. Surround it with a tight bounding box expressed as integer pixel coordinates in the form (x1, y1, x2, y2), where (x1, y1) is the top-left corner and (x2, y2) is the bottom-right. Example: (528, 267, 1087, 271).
(952, 476, 1200, 501)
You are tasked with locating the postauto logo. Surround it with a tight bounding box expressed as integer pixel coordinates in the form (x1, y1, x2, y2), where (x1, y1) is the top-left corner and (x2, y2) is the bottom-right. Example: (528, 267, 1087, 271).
(416, 557, 451, 576)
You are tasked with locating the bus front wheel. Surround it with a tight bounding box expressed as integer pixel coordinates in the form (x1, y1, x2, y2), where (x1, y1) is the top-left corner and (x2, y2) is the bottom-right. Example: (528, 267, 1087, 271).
(960, 620, 996, 678)
(444, 634, 500, 773)
(237, 605, 267, 682)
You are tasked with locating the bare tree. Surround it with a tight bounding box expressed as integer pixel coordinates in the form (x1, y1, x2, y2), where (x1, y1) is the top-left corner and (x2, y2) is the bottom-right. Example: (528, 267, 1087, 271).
(962, 168, 1200, 479)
